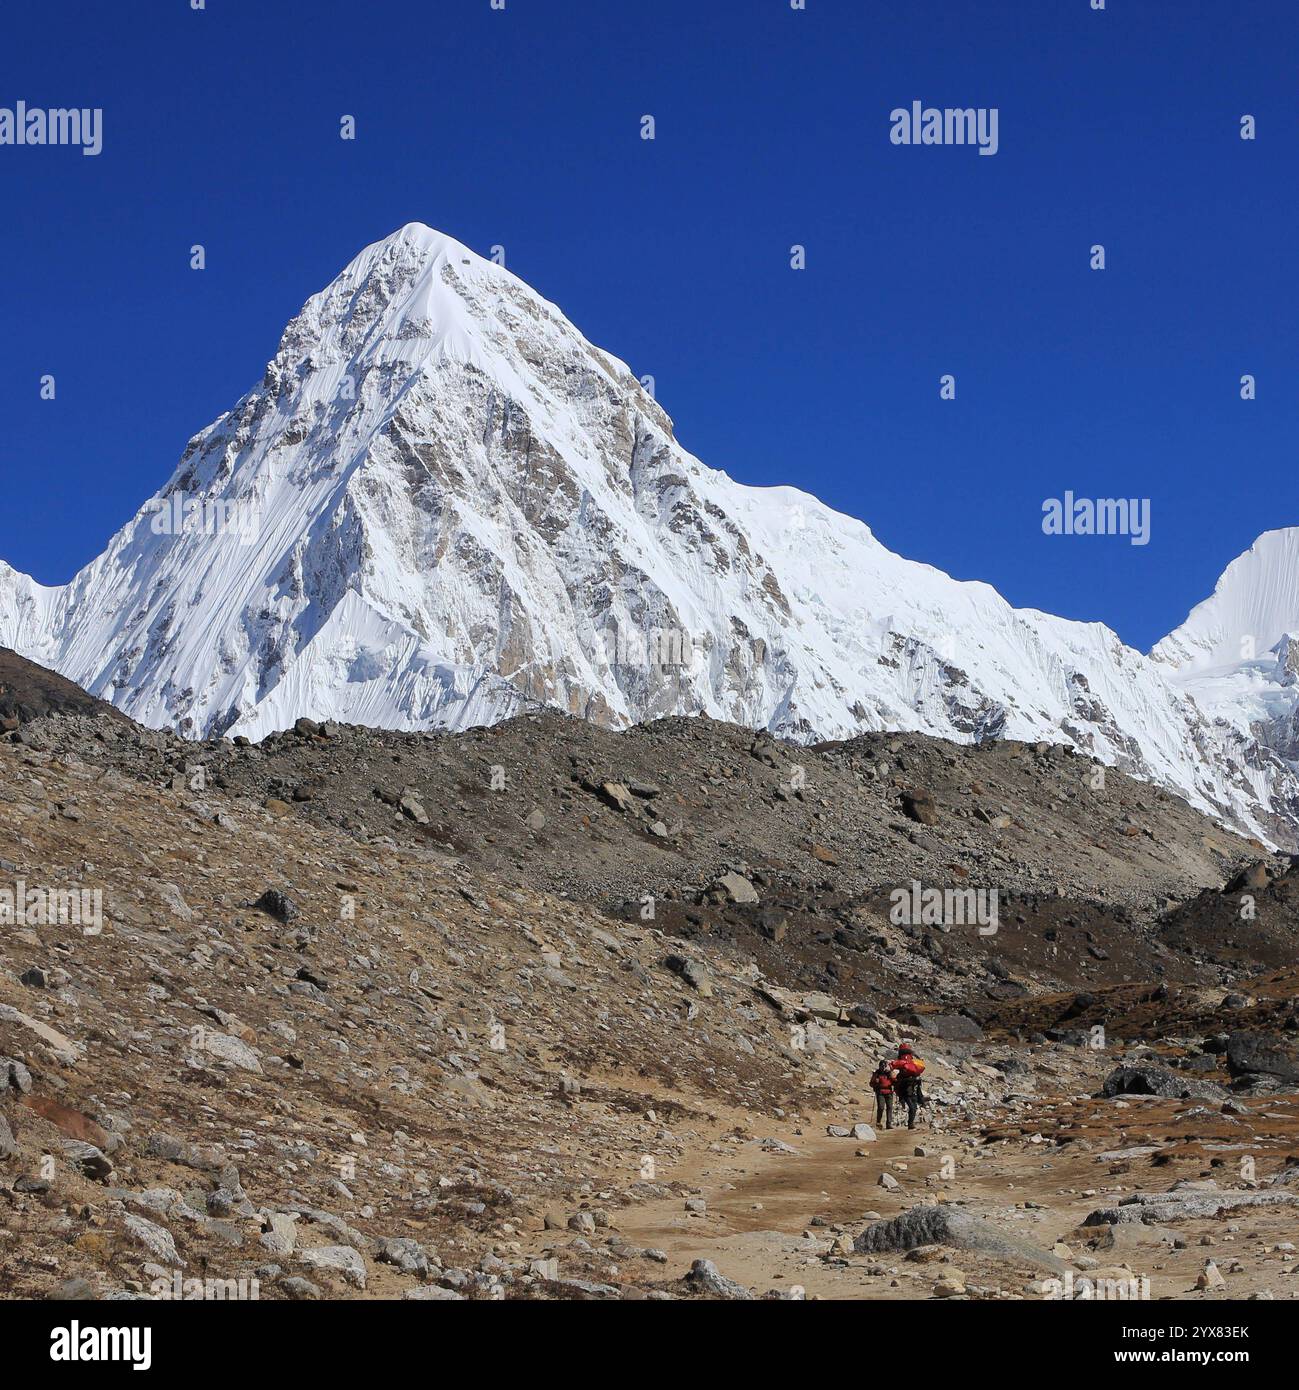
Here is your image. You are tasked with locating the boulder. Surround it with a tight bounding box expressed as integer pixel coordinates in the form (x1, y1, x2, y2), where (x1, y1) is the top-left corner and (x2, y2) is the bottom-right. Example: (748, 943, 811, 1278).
(261, 1212, 300, 1255)
(1226, 1031, 1299, 1084)
(196, 1030, 263, 1075)
(854, 1204, 1067, 1274)
(0, 1003, 84, 1065)
(249, 889, 298, 923)
(1083, 1188, 1299, 1225)
(0, 1058, 33, 1094)
(684, 1259, 753, 1300)
(799, 992, 841, 1021)
(911, 1013, 983, 1043)
(901, 790, 940, 826)
(297, 1244, 367, 1289)
(123, 1213, 181, 1266)
(373, 1236, 430, 1276)
(1100, 1065, 1223, 1101)
(665, 955, 714, 997)
(713, 872, 759, 905)
(1223, 862, 1270, 894)
(595, 782, 636, 814)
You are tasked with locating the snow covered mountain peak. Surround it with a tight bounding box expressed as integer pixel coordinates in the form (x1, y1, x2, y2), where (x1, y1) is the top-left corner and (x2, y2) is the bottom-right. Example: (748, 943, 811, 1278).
(1, 226, 1298, 847)
(1152, 527, 1299, 676)
(271, 220, 640, 415)
(1149, 531, 1299, 838)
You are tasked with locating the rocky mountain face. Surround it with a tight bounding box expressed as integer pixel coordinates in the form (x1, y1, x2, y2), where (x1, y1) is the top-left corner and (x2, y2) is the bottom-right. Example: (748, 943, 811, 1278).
(0, 647, 131, 729)
(0, 223, 1297, 845)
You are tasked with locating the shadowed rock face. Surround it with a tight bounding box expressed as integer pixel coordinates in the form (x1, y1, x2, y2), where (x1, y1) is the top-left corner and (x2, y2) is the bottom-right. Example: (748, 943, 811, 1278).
(1227, 1031, 1299, 1084)
(0, 647, 127, 727)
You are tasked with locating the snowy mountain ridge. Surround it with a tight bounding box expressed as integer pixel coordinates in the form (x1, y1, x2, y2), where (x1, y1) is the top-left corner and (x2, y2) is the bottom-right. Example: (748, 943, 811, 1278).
(1, 223, 1297, 846)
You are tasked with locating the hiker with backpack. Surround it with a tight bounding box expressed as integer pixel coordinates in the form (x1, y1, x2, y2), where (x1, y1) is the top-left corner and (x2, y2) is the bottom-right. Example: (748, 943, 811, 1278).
(892, 1043, 926, 1129)
(869, 1060, 896, 1129)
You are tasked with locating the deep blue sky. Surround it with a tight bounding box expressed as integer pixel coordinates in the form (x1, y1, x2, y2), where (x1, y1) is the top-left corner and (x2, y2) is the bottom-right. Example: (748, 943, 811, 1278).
(2, 0, 1295, 651)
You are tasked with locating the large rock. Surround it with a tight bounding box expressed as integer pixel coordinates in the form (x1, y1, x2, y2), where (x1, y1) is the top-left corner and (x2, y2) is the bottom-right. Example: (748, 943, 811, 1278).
(799, 992, 841, 1021)
(594, 781, 636, 814)
(665, 956, 714, 997)
(0, 1058, 33, 1094)
(1100, 1065, 1223, 1101)
(905, 1012, 983, 1043)
(297, 1244, 368, 1289)
(373, 1236, 430, 1276)
(900, 790, 940, 826)
(854, 1205, 1067, 1275)
(62, 1139, 114, 1182)
(123, 1213, 181, 1267)
(1223, 862, 1270, 893)
(249, 889, 298, 923)
(1084, 1187, 1299, 1226)
(0, 1003, 84, 1065)
(196, 1029, 263, 1075)
(1089, 1221, 1181, 1251)
(713, 872, 759, 905)
(261, 1212, 300, 1256)
(684, 1259, 754, 1300)
(1226, 1031, 1299, 1084)
(154, 882, 193, 922)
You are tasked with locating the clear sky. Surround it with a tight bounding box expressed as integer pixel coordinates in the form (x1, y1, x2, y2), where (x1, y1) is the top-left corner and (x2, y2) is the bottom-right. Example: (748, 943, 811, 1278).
(1, 0, 1295, 651)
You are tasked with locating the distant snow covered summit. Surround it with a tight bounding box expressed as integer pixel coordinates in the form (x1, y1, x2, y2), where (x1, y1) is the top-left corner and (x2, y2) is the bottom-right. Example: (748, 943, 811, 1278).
(1, 223, 1296, 845)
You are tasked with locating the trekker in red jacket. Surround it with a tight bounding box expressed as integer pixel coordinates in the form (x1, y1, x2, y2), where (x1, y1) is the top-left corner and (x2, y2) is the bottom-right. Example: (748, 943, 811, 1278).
(892, 1043, 926, 1129)
(869, 1061, 896, 1129)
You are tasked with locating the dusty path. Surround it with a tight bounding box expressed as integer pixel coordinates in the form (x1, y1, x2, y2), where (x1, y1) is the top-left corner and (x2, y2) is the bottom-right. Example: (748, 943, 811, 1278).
(614, 1117, 940, 1298)
(528, 1079, 1299, 1301)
